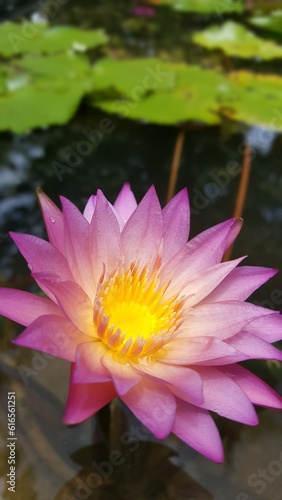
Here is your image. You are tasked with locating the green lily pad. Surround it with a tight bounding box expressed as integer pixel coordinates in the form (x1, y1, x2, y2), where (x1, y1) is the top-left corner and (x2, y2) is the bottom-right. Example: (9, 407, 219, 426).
(93, 91, 220, 125)
(91, 57, 175, 98)
(193, 21, 282, 59)
(28, 26, 108, 54)
(159, 0, 243, 14)
(0, 22, 108, 57)
(0, 53, 91, 133)
(0, 21, 47, 57)
(0, 81, 86, 133)
(250, 11, 282, 35)
(223, 71, 282, 130)
(90, 61, 234, 125)
(14, 53, 90, 80)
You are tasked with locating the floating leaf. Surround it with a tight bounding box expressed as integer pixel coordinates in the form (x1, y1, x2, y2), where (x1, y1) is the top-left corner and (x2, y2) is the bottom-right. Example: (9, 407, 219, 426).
(91, 57, 175, 98)
(193, 21, 282, 59)
(0, 22, 108, 57)
(90, 61, 235, 125)
(151, 0, 243, 14)
(0, 21, 47, 57)
(15, 53, 90, 80)
(0, 82, 86, 133)
(250, 11, 282, 35)
(27, 26, 108, 54)
(223, 71, 282, 130)
(0, 54, 91, 133)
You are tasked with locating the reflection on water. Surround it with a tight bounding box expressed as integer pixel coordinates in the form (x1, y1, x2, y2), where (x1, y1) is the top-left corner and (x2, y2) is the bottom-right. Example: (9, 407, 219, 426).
(1, 348, 282, 499)
(1, 1, 282, 499)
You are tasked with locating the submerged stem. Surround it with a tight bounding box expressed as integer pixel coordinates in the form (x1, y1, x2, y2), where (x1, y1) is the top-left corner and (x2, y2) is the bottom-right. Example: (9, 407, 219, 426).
(166, 127, 186, 202)
(223, 142, 252, 262)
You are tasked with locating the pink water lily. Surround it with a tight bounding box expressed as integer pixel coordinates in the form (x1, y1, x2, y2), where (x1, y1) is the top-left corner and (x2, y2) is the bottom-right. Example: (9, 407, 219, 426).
(1, 184, 282, 462)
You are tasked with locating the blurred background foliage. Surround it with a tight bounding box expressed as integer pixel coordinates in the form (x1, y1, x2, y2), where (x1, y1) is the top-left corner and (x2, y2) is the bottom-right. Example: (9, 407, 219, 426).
(0, 1, 282, 132)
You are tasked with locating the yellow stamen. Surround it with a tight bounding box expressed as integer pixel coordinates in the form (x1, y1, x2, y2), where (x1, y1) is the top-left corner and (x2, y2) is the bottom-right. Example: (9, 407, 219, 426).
(94, 263, 184, 357)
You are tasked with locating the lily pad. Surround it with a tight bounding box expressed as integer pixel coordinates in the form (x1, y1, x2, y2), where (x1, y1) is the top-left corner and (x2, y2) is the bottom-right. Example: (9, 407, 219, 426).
(0, 21, 47, 57)
(250, 11, 282, 35)
(27, 26, 108, 55)
(0, 82, 86, 133)
(152, 0, 243, 14)
(90, 61, 235, 125)
(0, 22, 108, 57)
(91, 57, 175, 98)
(223, 71, 282, 130)
(14, 53, 90, 80)
(0, 54, 91, 133)
(193, 21, 282, 59)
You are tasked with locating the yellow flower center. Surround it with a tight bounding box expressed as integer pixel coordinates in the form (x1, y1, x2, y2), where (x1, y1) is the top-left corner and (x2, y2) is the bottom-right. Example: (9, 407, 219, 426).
(94, 262, 184, 357)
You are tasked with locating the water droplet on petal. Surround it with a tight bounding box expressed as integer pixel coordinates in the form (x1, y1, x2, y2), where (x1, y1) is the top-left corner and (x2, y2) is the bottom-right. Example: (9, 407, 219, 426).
(50, 217, 55, 223)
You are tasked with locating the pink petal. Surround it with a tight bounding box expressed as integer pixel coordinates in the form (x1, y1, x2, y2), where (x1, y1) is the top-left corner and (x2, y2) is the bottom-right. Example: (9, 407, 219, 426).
(89, 190, 122, 284)
(0, 288, 61, 326)
(181, 301, 276, 340)
(161, 218, 241, 285)
(121, 377, 176, 439)
(33, 273, 94, 337)
(101, 351, 142, 395)
(195, 366, 258, 425)
(113, 183, 137, 224)
(219, 365, 282, 409)
(203, 266, 278, 303)
(121, 186, 162, 268)
(63, 366, 117, 424)
(10, 232, 73, 281)
(162, 188, 190, 263)
(226, 331, 282, 361)
(36, 189, 64, 253)
(243, 314, 282, 342)
(167, 256, 245, 303)
(224, 218, 243, 252)
(83, 195, 97, 223)
(73, 341, 111, 383)
(13, 315, 89, 361)
(159, 336, 246, 365)
(60, 196, 94, 298)
(136, 360, 203, 405)
(172, 400, 224, 462)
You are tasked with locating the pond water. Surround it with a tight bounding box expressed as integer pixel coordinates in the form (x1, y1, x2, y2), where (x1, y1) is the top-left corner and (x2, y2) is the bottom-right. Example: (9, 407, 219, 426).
(1, 1, 282, 499)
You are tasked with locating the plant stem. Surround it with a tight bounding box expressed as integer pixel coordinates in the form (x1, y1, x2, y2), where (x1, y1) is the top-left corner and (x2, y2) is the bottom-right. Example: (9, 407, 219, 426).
(223, 142, 252, 261)
(96, 403, 112, 443)
(166, 127, 186, 202)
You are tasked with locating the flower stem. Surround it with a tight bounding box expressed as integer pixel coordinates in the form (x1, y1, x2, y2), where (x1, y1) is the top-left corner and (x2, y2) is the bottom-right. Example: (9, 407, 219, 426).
(166, 127, 186, 202)
(223, 142, 252, 261)
(96, 403, 112, 443)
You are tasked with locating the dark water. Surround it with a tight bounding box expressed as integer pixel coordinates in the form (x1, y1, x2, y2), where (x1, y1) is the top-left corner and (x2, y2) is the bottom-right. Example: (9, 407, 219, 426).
(1, 1, 282, 499)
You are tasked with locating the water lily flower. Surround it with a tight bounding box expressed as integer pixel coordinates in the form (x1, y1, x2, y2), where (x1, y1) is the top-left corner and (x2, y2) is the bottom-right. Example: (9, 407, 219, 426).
(1, 184, 282, 462)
